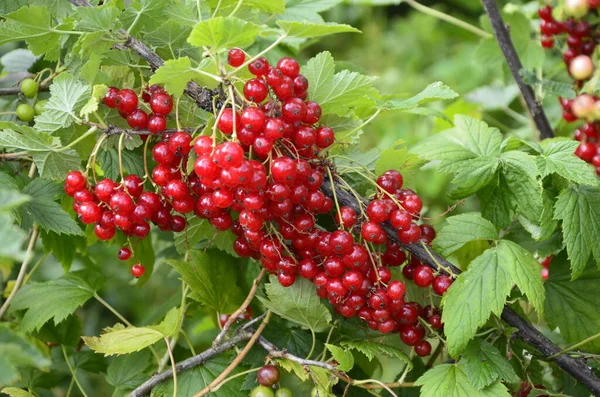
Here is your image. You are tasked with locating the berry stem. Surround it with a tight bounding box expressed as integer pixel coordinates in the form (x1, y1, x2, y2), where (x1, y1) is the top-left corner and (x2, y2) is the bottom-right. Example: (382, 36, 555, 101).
(547, 331, 600, 359)
(326, 166, 345, 230)
(193, 67, 223, 83)
(228, 0, 243, 17)
(118, 132, 126, 182)
(405, 0, 491, 38)
(211, 368, 260, 393)
(58, 126, 97, 152)
(418, 241, 457, 279)
(164, 337, 177, 397)
(175, 97, 182, 131)
(62, 345, 90, 397)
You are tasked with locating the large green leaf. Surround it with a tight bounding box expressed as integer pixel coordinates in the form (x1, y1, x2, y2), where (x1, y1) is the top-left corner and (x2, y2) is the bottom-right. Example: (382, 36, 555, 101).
(545, 259, 600, 353)
(121, 0, 171, 35)
(76, 4, 121, 32)
(459, 340, 519, 389)
(165, 249, 243, 313)
(301, 51, 377, 115)
(277, 21, 360, 38)
(188, 17, 261, 52)
(416, 364, 511, 397)
(258, 275, 332, 333)
(83, 308, 180, 356)
(148, 57, 199, 97)
(279, 0, 343, 23)
(554, 185, 600, 278)
(536, 139, 598, 186)
(34, 73, 90, 134)
(0, 324, 51, 387)
(10, 270, 103, 332)
(106, 350, 151, 393)
(433, 213, 498, 257)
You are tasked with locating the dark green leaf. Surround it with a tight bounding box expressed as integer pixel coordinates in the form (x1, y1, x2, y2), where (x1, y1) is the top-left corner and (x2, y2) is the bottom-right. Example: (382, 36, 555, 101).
(460, 340, 519, 389)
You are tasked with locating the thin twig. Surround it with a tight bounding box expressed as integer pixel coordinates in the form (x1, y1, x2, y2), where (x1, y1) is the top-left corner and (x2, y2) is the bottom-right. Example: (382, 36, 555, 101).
(0, 85, 50, 96)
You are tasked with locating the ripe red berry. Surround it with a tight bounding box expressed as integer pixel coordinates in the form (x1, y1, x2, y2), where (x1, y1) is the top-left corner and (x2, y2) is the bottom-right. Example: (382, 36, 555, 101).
(169, 132, 193, 156)
(432, 275, 453, 295)
(131, 263, 145, 278)
(194, 136, 214, 156)
(126, 109, 148, 129)
(413, 265, 434, 287)
(78, 202, 101, 224)
(257, 365, 280, 387)
(228, 48, 245, 67)
(387, 280, 406, 300)
(241, 107, 266, 132)
(214, 141, 244, 168)
(123, 174, 143, 197)
(118, 247, 132, 260)
(248, 57, 269, 76)
(65, 170, 86, 190)
(315, 126, 334, 148)
(150, 92, 173, 115)
(103, 86, 119, 108)
(415, 340, 432, 356)
(148, 114, 167, 134)
(398, 223, 421, 244)
(400, 325, 423, 346)
(217, 108, 241, 135)
(277, 57, 300, 78)
(336, 206, 357, 228)
(115, 89, 138, 115)
(282, 98, 307, 122)
(244, 78, 269, 103)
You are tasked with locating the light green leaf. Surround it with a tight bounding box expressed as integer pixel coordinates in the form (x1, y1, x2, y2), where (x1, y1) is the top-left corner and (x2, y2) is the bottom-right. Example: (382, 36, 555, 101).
(520, 70, 576, 99)
(319, 114, 363, 152)
(441, 247, 512, 357)
(537, 139, 598, 186)
(460, 340, 519, 389)
(301, 51, 377, 115)
(434, 213, 498, 257)
(80, 85, 109, 118)
(0, 214, 27, 261)
(188, 17, 261, 52)
(374, 139, 427, 176)
(145, 20, 195, 59)
(466, 84, 520, 110)
(165, 249, 243, 313)
(340, 340, 412, 368)
(446, 157, 500, 199)
(500, 150, 543, 222)
(0, 324, 51, 388)
(173, 217, 237, 257)
(148, 57, 196, 98)
(280, 0, 343, 23)
(34, 73, 90, 133)
(258, 275, 331, 332)
(0, 49, 37, 73)
(325, 344, 354, 372)
(277, 21, 360, 38)
(545, 260, 600, 353)
(76, 4, 121, 32)
(20, 179, 84, 236)
(416, 364, 511, 397)
(553, 185, 600, 278)
(33, 149, 82, 181)
(0, 190, 31, 212)
(121, 0, 171, 35)
(1, 388, 36, 397)
(83, 308, 181, 356)
(377, 81, 458, 111)
(0, 125, 54, 152)
(11, 270, 103, 332)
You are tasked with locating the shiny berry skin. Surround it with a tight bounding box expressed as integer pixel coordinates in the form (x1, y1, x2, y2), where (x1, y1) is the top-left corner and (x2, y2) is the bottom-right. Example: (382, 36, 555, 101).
(277, 57, 300, 78)
(303, 101, 322, 124)
(244, 78, 269, 103)
(228, 48, 245, 67)
(576, 142, 597, 162)
(361, 221, 384, 243)
(293, 75, 309, 94)
(78, 202, 101, 224)
(165, 179, 189, 201)
(109, 192, 135, 215)
(315, 126, 334, 149)
(273, 76, 293, 99)
(538, 5, 553, 21)
(569, 55, 594, 80)
(257, 365, 280, 386)
(127, 109, 149, 129)
(413, 265, 434, 287)
(428, 313, 442, 329)
(94, 179, 116, 202)
(123, 174, 143, 197)
(65, 171, 86, 191)
(387, 280, 406, 300)
(368, 290, 390, 309)
(170, 215, 186, 232)
(541, 35, 554, 49)
(389, 209, 412, 230)
(420, 224, 436, 244)
(169, 132, 193, 156)
(194, 136, 214, 156)
(299, 258, 319, 279)
(400, 325, 422, 346)
(330, 230, 354, 255)
(264, 118, 285, 140)
(153, 142, 176, 165)
(336, 206, 357, 228)
(415, 340, 432, 356)
(282, 98, 307, 122)
(396, 303, 419, 325)
(248, 57, 269, 76)
(150, 92, 173, 115)
(241, 107, 266, 132)
(131, 263, 145, 278)
(214, 141, 244, 168)
(148, 114, 167, 134)
(118, 247, 132, 260)
(217, 108, 241, 135)
(398, 223, 421, 244)
(401, 194, 422, 215)
(115, 89, 138, 114)
(432, 275, 453, 295)
(271, 157, 297, 185)
(103, 86, 119, 108)
(94, 224, 115, 240)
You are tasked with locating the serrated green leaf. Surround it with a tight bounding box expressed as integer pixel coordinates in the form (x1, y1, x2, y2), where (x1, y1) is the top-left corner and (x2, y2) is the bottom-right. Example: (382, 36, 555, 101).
(460, 340, 519, 389)
(173, 217, 237, 256)
(1, 388, 36, 397)
(258, 275, 331, 332)
(280, 0, 343, 23)
(446, 157, 500, 199)
(276, 358, 309, 381)
(505, 12, 544, 71)
(165, 249, 243, 313)
(40, 229, 86, 272)
(0, 125, 54, 152)
(301, 51, 377, 115)
(0, 324, 51, 388)
(416, 364, 511, 397)
(554, 185, 600, 278)
(325, 344, 354, 372)
(0, 214, 27, 261)
(11, 270, 103, 332)
(148, 57, 196, 98)
(536, 139, 598, 186)
(441, 247, 512, 357)
(478, 175, 515, 230)
(80, 85, 109, 118)
(500, 150, 543, 222)
(545, 260, 600, 353)
(97, 148, 144, 180)
(20, 179, 84, 236)
(0, 6, 67, 61)
(106, 350, 151, 392)
(518, 190, 558, 242)
(188, 17, 261, 52)
(374, 139, 427, 177)
(121, 0, 171, 35)
(34, 314, 82, 348)
(0, 190, 31, 212)
(145, 20, 195, 60)
(377, 81, 458, 111)
(34, 73, 90, 133)
(83, 308, 180, 356)
(76, 4, 121, 32)
(0, 49, 37, 73)
(33, 149, 82, 181)
(341, 340, 412, 368)
(520, 70, 576, 99)
(434, 213, 498, 257)
(277, 21, 360, 38)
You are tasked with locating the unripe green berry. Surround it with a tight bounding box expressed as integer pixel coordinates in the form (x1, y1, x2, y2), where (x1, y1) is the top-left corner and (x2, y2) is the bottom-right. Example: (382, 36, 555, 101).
(250, 385, 275, 397)
(20, 78, 39, 98)
(569, 55, 594, 80)
(16, 103, 35, 122)
(564, 0, 589, 17)
(275, 387, 293, 397)
(34, 99, 47, 115)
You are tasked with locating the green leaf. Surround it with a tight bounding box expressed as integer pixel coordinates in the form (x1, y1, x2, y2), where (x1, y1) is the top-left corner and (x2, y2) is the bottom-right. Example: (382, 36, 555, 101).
(106, 350, 151, 392)
(145, 20, 195, 59)
(83, 308, 181, 356)
(446, 157, 500, 199)
(280, 0, 343, 23)
(165, 249, 243, 313)
(325, 344, 354, 372)
(0, 124, 55, 152)
(301, 51, 377, 115)
(521, 69, 575, 99)
(40, 230, 86, 271)
(554, 185, 600, 278)
(465, 84, 520, 110)
(76, 4, 121, 32)
(174, 217, 237, 256)
(34, 314, 82, 348)
(340, 340, 412, 368)
(154, 355, 247, 397)
(441, 247, 512, 357)
(374, 140, 427, 177)
(277, 21, 360, 38)
(121, 0, 171, 35)
(478, 175, 515, 230)
(416, 364, 511, 397)
(319, 114, 363, 152)
(0, 49, 37, 73)
(0, 6, 67, 61)
(97, 148, 144, 181)
(505, 12, 544, 71)
(20, 179, 84, 236)
(34, 149, 82, 181)
(80, 85, 109, 118)
(377, 81, 458, 111)
(0, 190, 30, 212)
(500, 150, 543, 222)
(545, 259, 600, 353)
(0, 214, 27, 261)
(433, 213, 498, 257)
(148, 57, 196, 98)
(34, 73, 90, 133)
(0, 324, 51, 387)
(1, 388, 36, 397)
(459, 339, 519, 389)
(258, 275, 332, 332)
(10, 270, 103, 332)
(536, 139, 598, 186)
(188, 17, 261, 52)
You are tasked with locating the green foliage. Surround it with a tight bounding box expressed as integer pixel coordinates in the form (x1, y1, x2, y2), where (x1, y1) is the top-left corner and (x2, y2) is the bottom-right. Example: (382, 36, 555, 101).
(459, 340, 518, 389)
(415, 364, 510, 397)
(325, 344, 354, 371)
(340, 340, 412, 368)
(434, 213, 498, 257)
(0, 324, 51, 387)
(188, 17, 261, 52)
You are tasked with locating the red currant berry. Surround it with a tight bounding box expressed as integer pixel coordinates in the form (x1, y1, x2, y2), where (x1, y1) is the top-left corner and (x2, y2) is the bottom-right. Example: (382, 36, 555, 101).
(148, 114, 167, 134)
(217, 108, 241, 135)
(103, 86, 119, 108)
(115, 89, 138, 115)
(150, 92, 173, 115)
(415, 340, 432, 357)
(131, 263, 145, 278)
(118, 247, 132, 260)
(244, 78, 269, 103)
(277, 57, 300, 78)
(282, 98, 307, 122)
(432, 275, 453, 295)
(413, 265, 434, 287)
(248, 57, 269, 76)
(227, 48, 245, 67)
(315, 126, 334, 149)
(126, 109, 148, 129)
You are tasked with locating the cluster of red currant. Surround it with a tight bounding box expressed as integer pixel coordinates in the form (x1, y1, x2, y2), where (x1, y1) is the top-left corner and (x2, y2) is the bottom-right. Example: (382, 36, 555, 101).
(538, 2, 600, 174)
(539, 255, 552, 280)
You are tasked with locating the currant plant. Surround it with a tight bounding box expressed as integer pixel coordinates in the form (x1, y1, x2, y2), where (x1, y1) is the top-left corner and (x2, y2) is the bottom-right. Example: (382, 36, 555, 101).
(1, 1, 600, 397)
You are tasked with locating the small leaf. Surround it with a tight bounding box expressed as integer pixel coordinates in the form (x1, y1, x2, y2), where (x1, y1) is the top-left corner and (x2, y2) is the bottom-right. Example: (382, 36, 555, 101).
(1, 388, 36, 397)
(460, 340, 519, 389)
(276, 21, 360, 38)
(76, 4, 121, 32)
(83, 308, 180, 356)
(149, 57, 197, 98)
(521, 70, 576, 99)
(258, 275, 332, 333)
(537, 139, 598, 186)
(188, 17, 261, 52)
(80, 85, 109, 118)
(10, 270, 103, 332)
(377, 81, 458, 111)
(325, 344, 354, 372)
(341, 340, 412, 368)
(434, 213, 498, 257)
